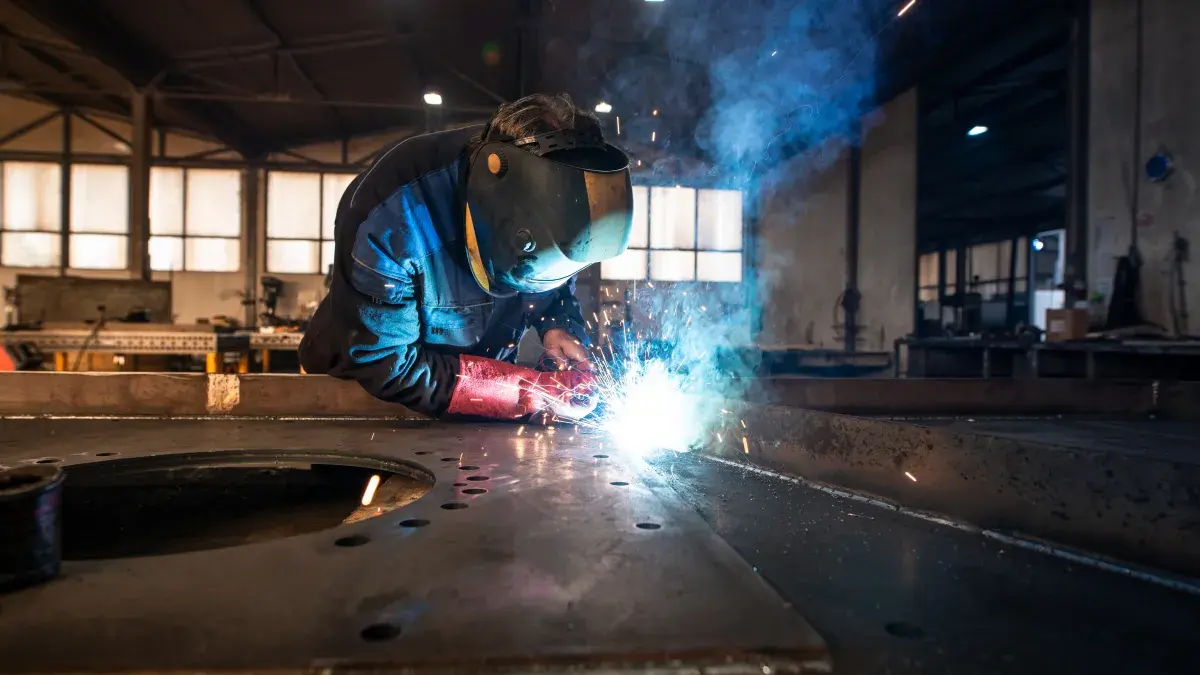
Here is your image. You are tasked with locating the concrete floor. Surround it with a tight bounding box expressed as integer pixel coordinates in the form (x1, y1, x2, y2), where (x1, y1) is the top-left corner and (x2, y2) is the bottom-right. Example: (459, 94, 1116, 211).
(652, 452, 1200, 675)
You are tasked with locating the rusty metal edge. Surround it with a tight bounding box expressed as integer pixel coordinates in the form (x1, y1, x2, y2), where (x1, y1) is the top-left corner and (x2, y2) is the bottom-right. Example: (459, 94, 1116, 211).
(706, 400, 1200, 579)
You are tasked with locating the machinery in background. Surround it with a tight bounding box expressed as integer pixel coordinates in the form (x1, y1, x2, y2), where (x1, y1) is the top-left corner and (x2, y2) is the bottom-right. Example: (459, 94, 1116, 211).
(258, 276, 310, 330)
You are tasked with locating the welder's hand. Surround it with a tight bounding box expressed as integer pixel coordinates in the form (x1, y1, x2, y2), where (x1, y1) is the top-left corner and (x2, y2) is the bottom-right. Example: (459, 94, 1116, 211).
(542, 328, 593, 372)
(524, 368, 598, 421)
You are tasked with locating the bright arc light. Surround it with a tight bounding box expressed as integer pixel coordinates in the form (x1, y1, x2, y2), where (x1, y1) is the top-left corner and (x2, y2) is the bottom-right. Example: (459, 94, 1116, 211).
(600, 360, 697, 456)
(423, 92, 443, 106)
(595, 101, 613, 114)
(897, 0, 917, 17)
(967, 125, 989, 136)
(1033, 238, 1045, 251)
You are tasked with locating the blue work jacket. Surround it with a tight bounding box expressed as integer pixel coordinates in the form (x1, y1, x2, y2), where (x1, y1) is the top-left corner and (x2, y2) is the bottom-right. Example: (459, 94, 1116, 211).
(300, 126, 588, 416)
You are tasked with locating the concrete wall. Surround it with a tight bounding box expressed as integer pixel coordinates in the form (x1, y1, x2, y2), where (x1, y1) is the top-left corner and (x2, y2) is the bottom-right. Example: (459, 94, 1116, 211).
(757, 146, 850, 347)
(858, 89, 918, 351)
(756, 88, 918, 350)
(1089, 0, 1200, 333)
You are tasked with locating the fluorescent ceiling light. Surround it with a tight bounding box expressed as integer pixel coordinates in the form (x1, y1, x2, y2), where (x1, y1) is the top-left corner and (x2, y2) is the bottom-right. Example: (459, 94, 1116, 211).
(595, 102, 613, 114)
(423, 92, 443, 105)
(967, 125, 988, 136)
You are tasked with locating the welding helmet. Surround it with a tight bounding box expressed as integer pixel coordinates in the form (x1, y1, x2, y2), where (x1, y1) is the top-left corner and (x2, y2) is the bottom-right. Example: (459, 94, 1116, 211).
(465, 127, 633, 296)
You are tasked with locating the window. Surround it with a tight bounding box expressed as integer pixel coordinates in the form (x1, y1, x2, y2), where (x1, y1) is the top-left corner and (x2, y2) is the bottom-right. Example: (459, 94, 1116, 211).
(265, 171, 355, 274)
(965, 238, 1028, 300)
(70, 164, 129, 270)
(149, 167, 242, 272)
(1, 162, 62, 268)
(918, 252, 938, 302)
(601, 186, 744, 282)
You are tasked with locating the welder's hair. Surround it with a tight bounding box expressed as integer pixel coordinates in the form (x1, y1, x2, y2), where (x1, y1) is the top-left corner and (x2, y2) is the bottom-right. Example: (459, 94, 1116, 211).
(469, 93, 603, 158)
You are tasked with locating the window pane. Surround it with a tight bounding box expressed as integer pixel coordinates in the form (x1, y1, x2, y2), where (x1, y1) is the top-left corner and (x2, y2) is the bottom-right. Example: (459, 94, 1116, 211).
(321, 240, 337, 273)
(267, 239, 319, 274)
(186, 169, 241, 237)
(322, 173, 355, 239)
(918, 253, 938, 287)
(601, 247, 647, 280)
(629, 186, 649, 248)
(1, 232, 60, 267)
(944, 249, 958, 287)
(696, 189, 742, 251)
(650, 186, 695, 249)
(697, 251, 742, 282)
(149, 235, 184, 271)
(185, 237, 240, 272)
(70, 165, 129, 233)
(267, 171, 320, 239)
(2, 162, 60, 232)
(70, 233, 128, 269)
(650, 250, 695, 281)
(150, 167, 184, 235)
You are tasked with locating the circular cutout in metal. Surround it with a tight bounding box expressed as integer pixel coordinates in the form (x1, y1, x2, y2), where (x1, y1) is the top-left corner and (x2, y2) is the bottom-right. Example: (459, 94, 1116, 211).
(611, 481, 630, 486)
(334, 534, 370, 547)
(440, 457, 457, 462)
(466, 475, 489, 482)
(463, 488, 487, 495)
(398, 519, 430, 528)
(636, 522, 661, 530)
(593, 454, 609, 459)
(34, 458, 61, 465)
(459, 465, 480, 471)
(441, 502, 468, 510)
(95, 452, 118, 457)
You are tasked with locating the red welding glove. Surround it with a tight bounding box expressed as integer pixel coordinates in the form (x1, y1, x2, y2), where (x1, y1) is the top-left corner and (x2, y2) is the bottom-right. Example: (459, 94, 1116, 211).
(447, 354, 598, 421)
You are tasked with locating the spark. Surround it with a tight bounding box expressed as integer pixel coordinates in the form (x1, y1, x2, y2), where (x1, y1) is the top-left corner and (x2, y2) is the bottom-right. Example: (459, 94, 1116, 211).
(905, 471, 917, 482)
(592, 359, 699, 455)
(740, 419, 746, 428)
(361, 474, 381, 505)
(716, 432, 723, 442)
(897, 0, 917, 17)
(742, 437, 750, 454)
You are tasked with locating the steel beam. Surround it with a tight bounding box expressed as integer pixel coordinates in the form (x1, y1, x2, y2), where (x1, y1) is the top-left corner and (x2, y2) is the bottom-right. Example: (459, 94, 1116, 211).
(128, 92, 152, 280)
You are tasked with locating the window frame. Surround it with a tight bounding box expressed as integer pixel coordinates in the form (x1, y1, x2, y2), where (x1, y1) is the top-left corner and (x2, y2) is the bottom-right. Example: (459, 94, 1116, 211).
(602, 185, 746, 283)
(148, 166, 243, 273)
(264, 169, 356, 275)
(0, 160, 64, 269)
(68, 163, 130, 271)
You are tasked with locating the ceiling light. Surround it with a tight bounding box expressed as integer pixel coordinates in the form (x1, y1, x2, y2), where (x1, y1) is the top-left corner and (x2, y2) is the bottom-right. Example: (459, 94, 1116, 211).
(595, 102, 612, 114)
(967, 125, 988, 136)
(652, 109, 659, 116)
(1033, 238, 1045, 252)
(897, 0, 916, 17)
(423, 92, 443, 106)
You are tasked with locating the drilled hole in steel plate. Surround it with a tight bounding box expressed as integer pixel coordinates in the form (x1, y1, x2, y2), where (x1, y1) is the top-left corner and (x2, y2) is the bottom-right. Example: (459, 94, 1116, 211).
(441, 502, 468, 510)
(361, 622, 402, 642)
(95, 452, 118, 457)
(453, 482, 467, 487)
(334, 534, 370, 547)
(466, 476, 489, 482)
(885, 622, 925, 640)
(35, 458, 61, 465)
(459, 465, 480, 471)
(398, 519, 430, 528)
(593, 454, 609, 459)
(462, 488, 487, 495)
(611, 481, 630, 486)
(414, 451, 433, 456)
(635, 522, 661, 530)
(440, 458, 457, 462)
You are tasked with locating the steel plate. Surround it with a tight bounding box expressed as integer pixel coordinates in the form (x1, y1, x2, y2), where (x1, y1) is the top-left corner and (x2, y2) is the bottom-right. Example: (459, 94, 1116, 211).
(0, 419, 830, 673)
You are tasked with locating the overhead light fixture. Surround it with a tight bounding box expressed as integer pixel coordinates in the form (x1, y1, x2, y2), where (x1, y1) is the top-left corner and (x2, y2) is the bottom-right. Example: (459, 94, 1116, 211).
(644, 0, 665, 3)
(967, 125, 988, 136)
(1033, 238, 1045, 252)
(423, 91, 443, 106)
(897, 0, 917, 17)
(652, 109, 659, 116)
(595, 102, 613, 114)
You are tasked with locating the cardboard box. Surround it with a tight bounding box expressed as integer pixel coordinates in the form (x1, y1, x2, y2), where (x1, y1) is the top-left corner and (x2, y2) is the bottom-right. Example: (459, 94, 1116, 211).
(1045, 308, 1090, 342)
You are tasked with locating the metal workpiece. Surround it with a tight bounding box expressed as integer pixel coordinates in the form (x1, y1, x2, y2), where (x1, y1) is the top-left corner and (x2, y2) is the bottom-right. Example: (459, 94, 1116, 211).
(0, 465, 64, 593)
(0, 329, 249, 356)
(0, 419, 830, 673)
(709, 400, 1200, 578)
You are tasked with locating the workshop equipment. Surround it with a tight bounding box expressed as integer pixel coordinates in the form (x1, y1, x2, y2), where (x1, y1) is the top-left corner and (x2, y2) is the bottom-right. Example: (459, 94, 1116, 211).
(0, 465, 64, 593)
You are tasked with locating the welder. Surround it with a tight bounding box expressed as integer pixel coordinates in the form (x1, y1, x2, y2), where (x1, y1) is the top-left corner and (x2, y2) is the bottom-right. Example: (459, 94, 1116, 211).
(299, 93, 633, 421)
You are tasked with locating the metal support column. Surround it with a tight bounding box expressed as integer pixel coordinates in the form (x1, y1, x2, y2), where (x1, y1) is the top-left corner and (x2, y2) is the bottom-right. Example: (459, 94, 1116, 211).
(59, 111, 71, 274)
(516, 0, 541, 97)
(241, 168, 259, 327)
(843, 143, 862, 353)
(128, 92, 153, 281)
(1064, 0, 1091, 302)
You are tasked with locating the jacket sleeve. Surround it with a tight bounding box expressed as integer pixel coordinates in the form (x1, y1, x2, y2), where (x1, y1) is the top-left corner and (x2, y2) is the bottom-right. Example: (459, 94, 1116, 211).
(328, 244, 460, 417)
(533, 276, 591, 346)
